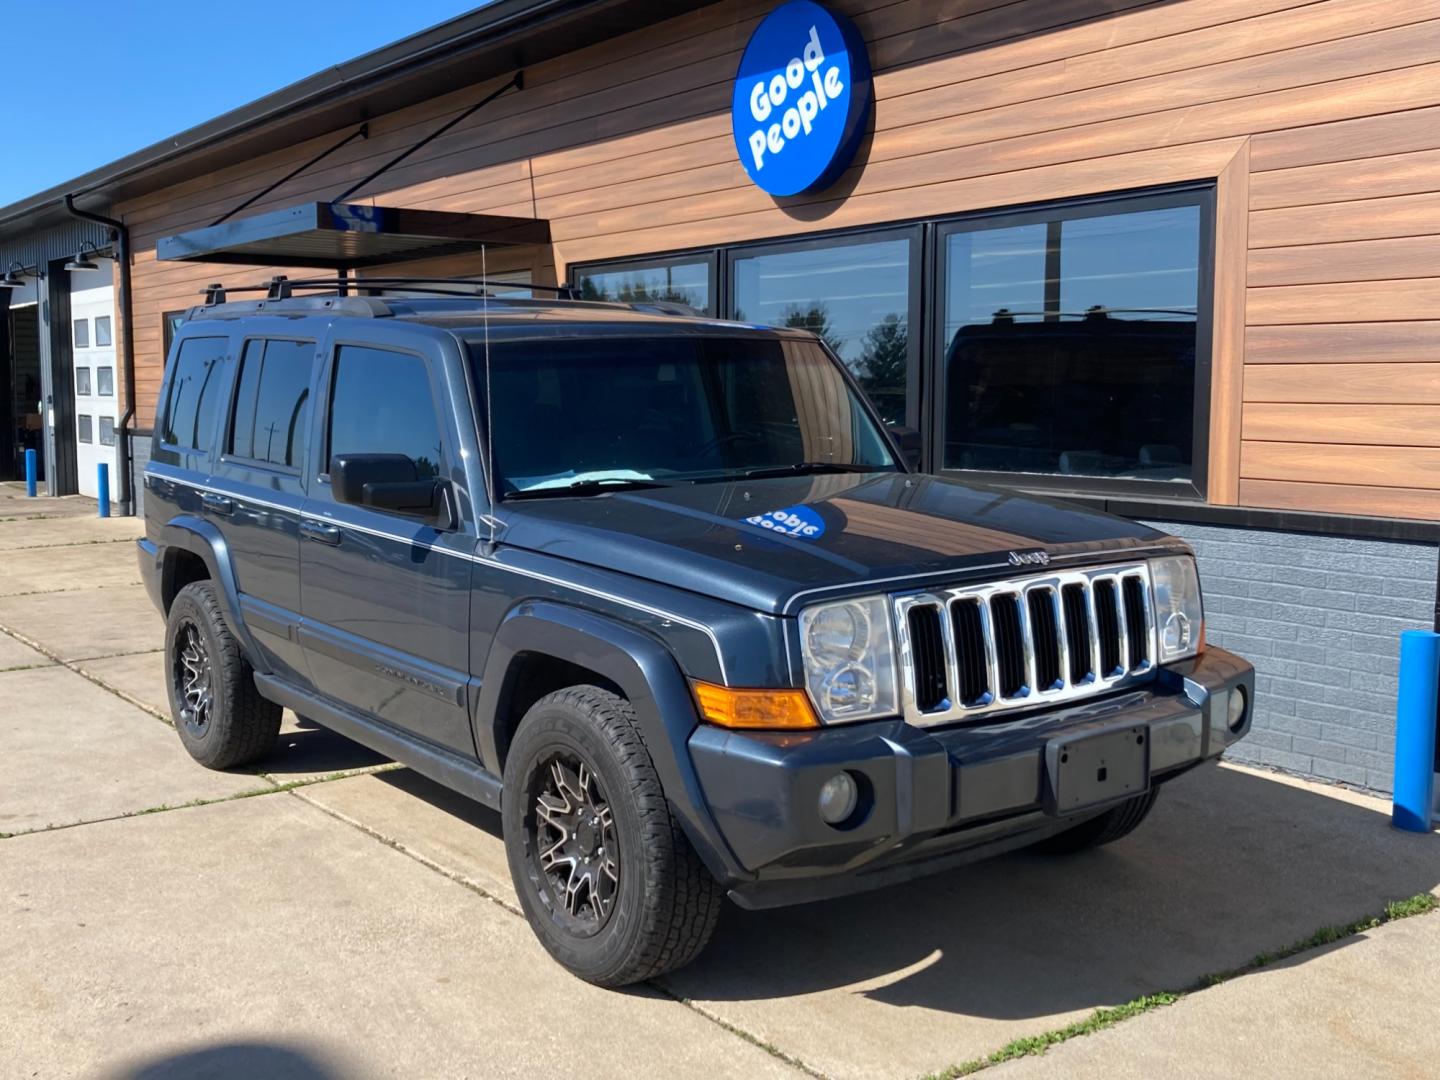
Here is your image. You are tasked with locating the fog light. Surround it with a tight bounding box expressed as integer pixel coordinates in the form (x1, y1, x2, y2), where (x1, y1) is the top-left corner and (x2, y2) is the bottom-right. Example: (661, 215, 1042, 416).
(1227, 686, 1248, 732)
(818, 772, 858, 826)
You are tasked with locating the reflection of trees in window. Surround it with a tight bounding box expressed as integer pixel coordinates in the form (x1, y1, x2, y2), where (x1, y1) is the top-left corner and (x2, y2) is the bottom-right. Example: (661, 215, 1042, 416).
(581, 276, 693, 305)
(780, 303, 844, 357)
(858, 313, 907, 397)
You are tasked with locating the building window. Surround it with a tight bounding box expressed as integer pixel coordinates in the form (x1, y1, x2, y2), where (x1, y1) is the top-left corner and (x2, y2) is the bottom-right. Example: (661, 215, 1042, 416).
(228, 340, 313, 470)
(76, 368, 92, 396)
(95, 316, 112, 347)
(576, 256, 714, 315)
(939, 191, 1208, 489)
(161, 336, 228, 453)
(73, 319, 89, 348)
(97, 367, 114, 397)
(328, 346, 444, 480)
(78, 415, 93, 444)
(730, 232, 916, 427)
(99, 417, 116, 447)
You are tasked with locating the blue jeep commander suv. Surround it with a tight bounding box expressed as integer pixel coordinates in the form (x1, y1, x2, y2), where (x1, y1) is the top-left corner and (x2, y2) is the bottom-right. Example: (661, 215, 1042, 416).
(139, 282, 1253, 986)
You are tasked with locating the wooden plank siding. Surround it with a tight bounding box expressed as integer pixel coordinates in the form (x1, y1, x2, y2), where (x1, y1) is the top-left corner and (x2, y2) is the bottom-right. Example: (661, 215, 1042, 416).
(115, 0, 1440, 519)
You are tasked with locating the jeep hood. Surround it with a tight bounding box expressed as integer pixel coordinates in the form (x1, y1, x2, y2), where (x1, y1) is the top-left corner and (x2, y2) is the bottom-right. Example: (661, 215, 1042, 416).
(497, 473, 1184, 614)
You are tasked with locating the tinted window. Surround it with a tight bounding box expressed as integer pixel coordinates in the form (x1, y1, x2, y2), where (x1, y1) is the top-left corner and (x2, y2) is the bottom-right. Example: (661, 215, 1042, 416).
(161, 336, 228, 452)
(95, 316, 112, 347)
(328, 346, 443, 479)
(476, 336, 894, 495)
(941, 201, 1202, 481)
(578, 259, 712, 314)
(731, 237, 912, 426)
(73, 319, 89, 348)
(229, 339, 313, 469)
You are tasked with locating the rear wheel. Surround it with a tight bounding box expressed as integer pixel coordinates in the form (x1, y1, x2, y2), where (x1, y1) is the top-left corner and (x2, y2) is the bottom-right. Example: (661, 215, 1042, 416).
(165, 581, 281, 769)
(502, 685, 723, 986)
(1037, 788, 1160, 853)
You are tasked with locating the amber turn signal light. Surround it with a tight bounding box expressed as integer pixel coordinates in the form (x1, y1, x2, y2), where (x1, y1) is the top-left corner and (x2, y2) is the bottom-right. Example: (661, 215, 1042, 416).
(692, 681, 820, 730)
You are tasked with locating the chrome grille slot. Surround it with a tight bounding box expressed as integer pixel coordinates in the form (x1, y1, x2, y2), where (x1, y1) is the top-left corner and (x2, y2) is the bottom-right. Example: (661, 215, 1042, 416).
(990, 593, 1026, 698)
(893, 562, 1158, 727)
(907, 604, 948, 712)
(1027, 587, 1063, 691)
(951, 598, 990, 706)
(1061, 583, 1092, 685)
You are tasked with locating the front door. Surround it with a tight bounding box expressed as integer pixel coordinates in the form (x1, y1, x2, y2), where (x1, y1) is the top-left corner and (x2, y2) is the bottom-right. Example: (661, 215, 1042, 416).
(299, 338, 475, 755)
(69, 261, 116, 502)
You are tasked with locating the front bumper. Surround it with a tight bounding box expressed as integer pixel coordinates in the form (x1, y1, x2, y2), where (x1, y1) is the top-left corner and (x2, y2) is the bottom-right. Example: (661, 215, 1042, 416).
(689, 646, 1253, 908)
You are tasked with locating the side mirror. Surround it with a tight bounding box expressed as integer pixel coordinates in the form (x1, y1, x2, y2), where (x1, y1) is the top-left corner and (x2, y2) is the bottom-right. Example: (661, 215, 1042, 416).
(887, 424, 922, 470)
(330, 453, 452, 527)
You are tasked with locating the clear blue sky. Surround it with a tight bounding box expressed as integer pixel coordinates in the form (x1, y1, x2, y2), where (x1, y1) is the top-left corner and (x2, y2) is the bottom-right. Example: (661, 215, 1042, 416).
(1, 0, 487, 207)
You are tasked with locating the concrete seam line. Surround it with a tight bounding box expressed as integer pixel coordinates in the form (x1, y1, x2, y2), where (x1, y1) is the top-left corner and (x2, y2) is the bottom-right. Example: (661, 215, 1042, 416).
(920, 892, 1440, 1079)
(650, 987, 829, 1079)
(288, 788, 824, 1076)
(0, 623, 172, 725)
(0, 581, 144, 598)
(0, 769, 399, 840)
(287, 786, 526, 919)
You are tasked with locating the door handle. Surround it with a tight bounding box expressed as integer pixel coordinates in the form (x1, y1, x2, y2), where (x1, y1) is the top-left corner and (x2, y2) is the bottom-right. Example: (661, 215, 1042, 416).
(201, 492, 234, 516)
(300, 519, 342, 546)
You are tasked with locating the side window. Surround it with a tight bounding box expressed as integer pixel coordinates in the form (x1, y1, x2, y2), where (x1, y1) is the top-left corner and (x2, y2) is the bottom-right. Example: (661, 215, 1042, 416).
(327, 346, 443, 480)
(73, 319, 89, 348)
(161, 336, 228, 452)
(228, 339, 313, 470)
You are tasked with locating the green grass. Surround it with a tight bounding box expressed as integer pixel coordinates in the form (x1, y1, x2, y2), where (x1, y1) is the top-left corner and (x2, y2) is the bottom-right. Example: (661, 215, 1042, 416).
(923, 892, 1440, 1079)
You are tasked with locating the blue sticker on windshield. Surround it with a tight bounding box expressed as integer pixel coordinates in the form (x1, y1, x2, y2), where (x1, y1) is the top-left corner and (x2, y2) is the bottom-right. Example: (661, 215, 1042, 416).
(743, 505, 826, 540)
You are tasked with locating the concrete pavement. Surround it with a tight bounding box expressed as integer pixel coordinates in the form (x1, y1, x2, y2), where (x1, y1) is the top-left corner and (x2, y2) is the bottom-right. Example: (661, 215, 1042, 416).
(3, 481, 1439, 1079)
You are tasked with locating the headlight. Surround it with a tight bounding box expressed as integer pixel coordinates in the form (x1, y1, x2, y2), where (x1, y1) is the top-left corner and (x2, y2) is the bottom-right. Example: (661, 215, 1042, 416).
(1150, 555, 1204, 663)
(797, 595, 898, 723)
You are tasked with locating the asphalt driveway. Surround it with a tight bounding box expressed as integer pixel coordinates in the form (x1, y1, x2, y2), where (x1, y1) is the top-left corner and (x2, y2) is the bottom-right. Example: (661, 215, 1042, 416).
(3, 481, 1438, 1079)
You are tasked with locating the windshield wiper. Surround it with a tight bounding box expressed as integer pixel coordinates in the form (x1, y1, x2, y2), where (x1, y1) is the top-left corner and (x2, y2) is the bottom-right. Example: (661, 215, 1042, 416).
(742, 462, 882, 480)
(506, 477, 672, 500)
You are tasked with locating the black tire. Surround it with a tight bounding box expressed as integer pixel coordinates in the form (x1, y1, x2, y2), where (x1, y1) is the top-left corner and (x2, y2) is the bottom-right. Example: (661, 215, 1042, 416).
(502, 685, 723, 987)
(1037, 787, 1161, 854)
(165, 581, 281, 770)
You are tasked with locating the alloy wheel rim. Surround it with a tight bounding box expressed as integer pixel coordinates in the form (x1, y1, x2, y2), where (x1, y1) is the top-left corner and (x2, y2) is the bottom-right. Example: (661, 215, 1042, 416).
(529, 752, 619, 933)
(174, 621, 214, 738)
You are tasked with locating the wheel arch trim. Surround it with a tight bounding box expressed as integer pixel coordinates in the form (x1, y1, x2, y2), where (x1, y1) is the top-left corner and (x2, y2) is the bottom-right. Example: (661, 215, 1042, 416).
(157, 516, 270, 674)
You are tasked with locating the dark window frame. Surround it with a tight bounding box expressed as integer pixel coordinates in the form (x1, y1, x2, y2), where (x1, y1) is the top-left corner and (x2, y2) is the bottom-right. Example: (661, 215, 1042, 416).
(73, 318, 89, 349)
(220, 336, 316, 476)
(571, 181, 1216, 501)
(573, 250, 721, 315)
(98, 416, 116, 447)
(78, 414, 93, 444)
(97, 367, 114, 397)
(76, 367, 92, 397)
(722, 224, 925, 430)
(162, 311, 187, 359)
(930, 184, 1215, 501)
(94, 316, 112, 347)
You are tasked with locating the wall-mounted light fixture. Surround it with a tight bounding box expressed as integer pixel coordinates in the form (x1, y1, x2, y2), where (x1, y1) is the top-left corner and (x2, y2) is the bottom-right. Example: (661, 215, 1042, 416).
(0, 261, 41, 290)
(64, 240, 102, 273)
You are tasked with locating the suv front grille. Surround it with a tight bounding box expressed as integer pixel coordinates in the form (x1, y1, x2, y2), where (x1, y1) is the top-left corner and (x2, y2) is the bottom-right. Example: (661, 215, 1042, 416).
(893, 563, 1156, 726)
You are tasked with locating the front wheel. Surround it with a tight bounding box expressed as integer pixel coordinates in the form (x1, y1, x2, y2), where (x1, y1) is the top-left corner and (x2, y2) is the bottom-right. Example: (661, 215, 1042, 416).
(502, 686, 723, 986)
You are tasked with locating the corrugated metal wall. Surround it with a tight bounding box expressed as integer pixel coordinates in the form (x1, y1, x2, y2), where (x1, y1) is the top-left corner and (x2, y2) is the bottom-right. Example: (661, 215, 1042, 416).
(0, 218, 113, 271)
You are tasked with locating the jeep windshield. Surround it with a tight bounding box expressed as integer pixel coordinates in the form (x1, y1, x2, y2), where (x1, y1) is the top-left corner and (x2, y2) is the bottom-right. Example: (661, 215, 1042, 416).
(470, 335, 898, 498)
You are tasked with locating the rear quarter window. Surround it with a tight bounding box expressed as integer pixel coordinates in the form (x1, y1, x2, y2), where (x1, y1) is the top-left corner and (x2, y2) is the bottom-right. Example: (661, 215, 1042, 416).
(161, 336, 229, 453)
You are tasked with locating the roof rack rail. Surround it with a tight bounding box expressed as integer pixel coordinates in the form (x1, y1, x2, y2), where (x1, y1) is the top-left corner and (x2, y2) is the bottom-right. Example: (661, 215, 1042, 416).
(201, 275, 582, 305)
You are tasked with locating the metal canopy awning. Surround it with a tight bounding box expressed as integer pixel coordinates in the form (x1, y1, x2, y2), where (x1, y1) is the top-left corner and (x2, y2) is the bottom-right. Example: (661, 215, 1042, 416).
(157, 202, 550, 269)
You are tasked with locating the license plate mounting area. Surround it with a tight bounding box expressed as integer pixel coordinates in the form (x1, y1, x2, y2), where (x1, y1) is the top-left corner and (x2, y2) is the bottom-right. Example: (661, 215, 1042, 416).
(1044, 724, 1150, 815)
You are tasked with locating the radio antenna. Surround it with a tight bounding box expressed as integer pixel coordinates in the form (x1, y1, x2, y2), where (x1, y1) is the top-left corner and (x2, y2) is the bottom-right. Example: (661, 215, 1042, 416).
(481, 243, 498, 547)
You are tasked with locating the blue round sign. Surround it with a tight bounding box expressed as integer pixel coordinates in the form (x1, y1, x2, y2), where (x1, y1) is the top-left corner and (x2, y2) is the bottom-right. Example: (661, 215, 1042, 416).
(743, 504, 827, 540)
(731, 1, 873, 197)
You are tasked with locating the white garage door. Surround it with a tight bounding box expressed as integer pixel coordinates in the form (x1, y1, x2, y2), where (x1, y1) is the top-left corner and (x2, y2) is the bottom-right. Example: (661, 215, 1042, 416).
(70, 260, 117, 503)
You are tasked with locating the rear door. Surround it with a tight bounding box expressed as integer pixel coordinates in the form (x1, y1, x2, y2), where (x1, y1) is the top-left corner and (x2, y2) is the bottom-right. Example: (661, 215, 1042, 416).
(297, 335, 475, 754)
(206, 336, 317, 685)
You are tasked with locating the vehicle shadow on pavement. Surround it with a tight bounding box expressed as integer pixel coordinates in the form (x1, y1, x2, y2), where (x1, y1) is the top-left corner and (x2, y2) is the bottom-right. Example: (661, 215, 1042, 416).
(664, 762, 1440, 1020)
(107, 1041, 341, 1079)
(258, 715, 390, 778)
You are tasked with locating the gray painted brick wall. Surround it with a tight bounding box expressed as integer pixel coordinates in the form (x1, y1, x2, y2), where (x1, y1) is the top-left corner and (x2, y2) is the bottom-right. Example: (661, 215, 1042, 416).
(1146, 520, 1438, 794)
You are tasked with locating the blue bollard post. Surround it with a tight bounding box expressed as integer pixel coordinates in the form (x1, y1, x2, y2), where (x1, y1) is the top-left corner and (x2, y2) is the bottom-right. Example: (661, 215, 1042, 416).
(97, 463, 110, 519)
(1392, 629, 1440, 832)
(24, 448, 36, 497)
